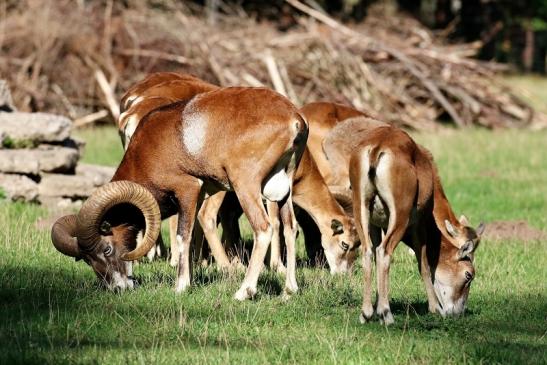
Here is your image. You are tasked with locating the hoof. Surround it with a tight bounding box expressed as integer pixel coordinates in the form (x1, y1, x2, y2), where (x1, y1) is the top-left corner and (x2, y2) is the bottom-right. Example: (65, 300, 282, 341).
(283, 284, 298, 297)
(234, 286, 256, 301)
(281, 290, 292, 301)
(174, 280, 190, 294)
(359, 309, 374, 324)
(378, 309, 394, 325)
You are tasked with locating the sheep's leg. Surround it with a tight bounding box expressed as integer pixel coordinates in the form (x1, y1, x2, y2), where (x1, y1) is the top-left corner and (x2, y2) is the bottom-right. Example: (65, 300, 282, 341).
(357, 210, 376, 322)
(279, 191, 298, 296)
(169, 215, 179, 267)
(375, 221, 407, 325)
(232, 184, 272, 301)
(173, 178, 203, 293)
(267, 200, 286, 274)
(147, 233, 166, 261)
(219, 193, 243, 261)
(197, 191, 232, 269)
(192, 211, 207, 266)
(351, 153, 376, 323)
(375, 167, 415, 325)
(413, 226, 441, 314)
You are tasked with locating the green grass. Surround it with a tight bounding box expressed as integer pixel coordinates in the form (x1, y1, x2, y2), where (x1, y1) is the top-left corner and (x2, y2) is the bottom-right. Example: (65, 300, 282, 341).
(74, 126, 124, 167)
(1, 127, 546, 364)
(500, 75, 547, 113)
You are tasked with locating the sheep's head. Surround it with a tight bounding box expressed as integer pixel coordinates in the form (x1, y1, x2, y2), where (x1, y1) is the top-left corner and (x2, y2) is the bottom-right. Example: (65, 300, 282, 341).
(323, 217, 360, 274)
(51, 181, 161, 290)
(432, 216, 485, 316)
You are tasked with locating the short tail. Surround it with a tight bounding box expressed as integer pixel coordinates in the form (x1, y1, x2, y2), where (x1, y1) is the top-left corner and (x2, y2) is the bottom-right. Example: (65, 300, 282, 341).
(292, 115, 309, 148)
(367, 146, 384, 181)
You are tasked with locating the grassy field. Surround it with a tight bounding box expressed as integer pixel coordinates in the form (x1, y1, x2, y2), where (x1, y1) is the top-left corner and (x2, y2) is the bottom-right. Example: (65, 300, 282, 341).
(0, 125, 545, 364)
(1, 79, 546, 365)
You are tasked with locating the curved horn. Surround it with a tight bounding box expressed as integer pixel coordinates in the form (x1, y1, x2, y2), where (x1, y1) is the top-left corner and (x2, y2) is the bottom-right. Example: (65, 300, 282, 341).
(76, 181, 161, 261)
(330, 187, 353, 217)
(51, 214, 80, 258)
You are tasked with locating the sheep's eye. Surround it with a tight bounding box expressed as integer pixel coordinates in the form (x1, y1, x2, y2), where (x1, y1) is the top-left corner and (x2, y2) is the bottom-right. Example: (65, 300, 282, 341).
(103, 245, 113, 256)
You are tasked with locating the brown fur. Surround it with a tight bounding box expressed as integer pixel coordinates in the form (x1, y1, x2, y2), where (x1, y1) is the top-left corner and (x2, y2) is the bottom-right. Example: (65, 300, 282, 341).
(100, 85, 308, 298)
(325, 122, 483, 323)
(300, 102, 484, 322)
(204, 145, 361, 274)
(119, 74, 359, 276)
(194, 124, 361, 274)
(118, 76, 218, 149)
(120, 72, 207, 112)
(299, 102, 374, 186)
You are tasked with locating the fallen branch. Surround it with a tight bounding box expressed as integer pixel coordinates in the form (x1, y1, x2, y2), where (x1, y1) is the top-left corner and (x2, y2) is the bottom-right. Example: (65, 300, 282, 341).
(73, 109, 109, 128)
(0, 1, 535, 130)
(285, 0, 466, 127)
(94, 69, 120, 120)
(262, 50, 287, 97)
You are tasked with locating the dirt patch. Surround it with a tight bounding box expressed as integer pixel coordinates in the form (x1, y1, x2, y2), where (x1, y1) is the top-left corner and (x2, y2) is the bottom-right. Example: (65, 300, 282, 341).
(483, 220, 546, 242)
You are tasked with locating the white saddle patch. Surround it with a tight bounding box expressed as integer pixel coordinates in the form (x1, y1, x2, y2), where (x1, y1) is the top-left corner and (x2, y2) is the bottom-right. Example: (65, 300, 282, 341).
(182, 110, 207, 156)
(262, 169, 290, 202)
(126, 95, 144, 109)
(123, 113, 139, 150)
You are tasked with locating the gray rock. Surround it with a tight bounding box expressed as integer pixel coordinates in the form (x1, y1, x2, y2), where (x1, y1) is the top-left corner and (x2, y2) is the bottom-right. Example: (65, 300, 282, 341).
(0, 111, 71, 143)
(39, 196, 83, 213)
(36, 145, 80, 173)
(0, 80, 15, 111)
(76, 163, 115, 186)
(0, 150, 39, 174)
(0, 146, 79, 175)
(39, 173, 96, 199)
(0, 173, 39, 202)
(38, 164, 114, 199)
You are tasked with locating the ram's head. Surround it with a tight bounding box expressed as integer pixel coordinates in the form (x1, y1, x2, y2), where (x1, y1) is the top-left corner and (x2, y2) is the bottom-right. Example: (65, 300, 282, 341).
(51, 181, 161, 290)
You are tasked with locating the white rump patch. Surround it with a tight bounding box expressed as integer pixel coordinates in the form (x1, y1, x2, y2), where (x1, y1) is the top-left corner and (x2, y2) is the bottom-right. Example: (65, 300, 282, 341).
(262, 169, 290, 202)
(182, 109, 207, 156)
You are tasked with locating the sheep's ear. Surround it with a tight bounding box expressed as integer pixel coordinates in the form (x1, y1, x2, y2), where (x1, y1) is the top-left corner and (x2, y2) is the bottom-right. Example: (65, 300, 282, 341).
(458, 215, 470, 226)
(458, 241, 475, 260)
(476, 222, 486, 237)
(331, 219, 344, 236)
(445, 220, 458, 238)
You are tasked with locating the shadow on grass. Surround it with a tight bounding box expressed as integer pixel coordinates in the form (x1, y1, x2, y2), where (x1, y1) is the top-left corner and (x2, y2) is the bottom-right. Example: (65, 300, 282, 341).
(0, 263, 545, 364)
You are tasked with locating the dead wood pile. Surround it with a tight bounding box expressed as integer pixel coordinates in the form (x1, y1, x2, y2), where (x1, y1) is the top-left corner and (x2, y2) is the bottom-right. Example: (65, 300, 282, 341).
(0, 0, 539, 130)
